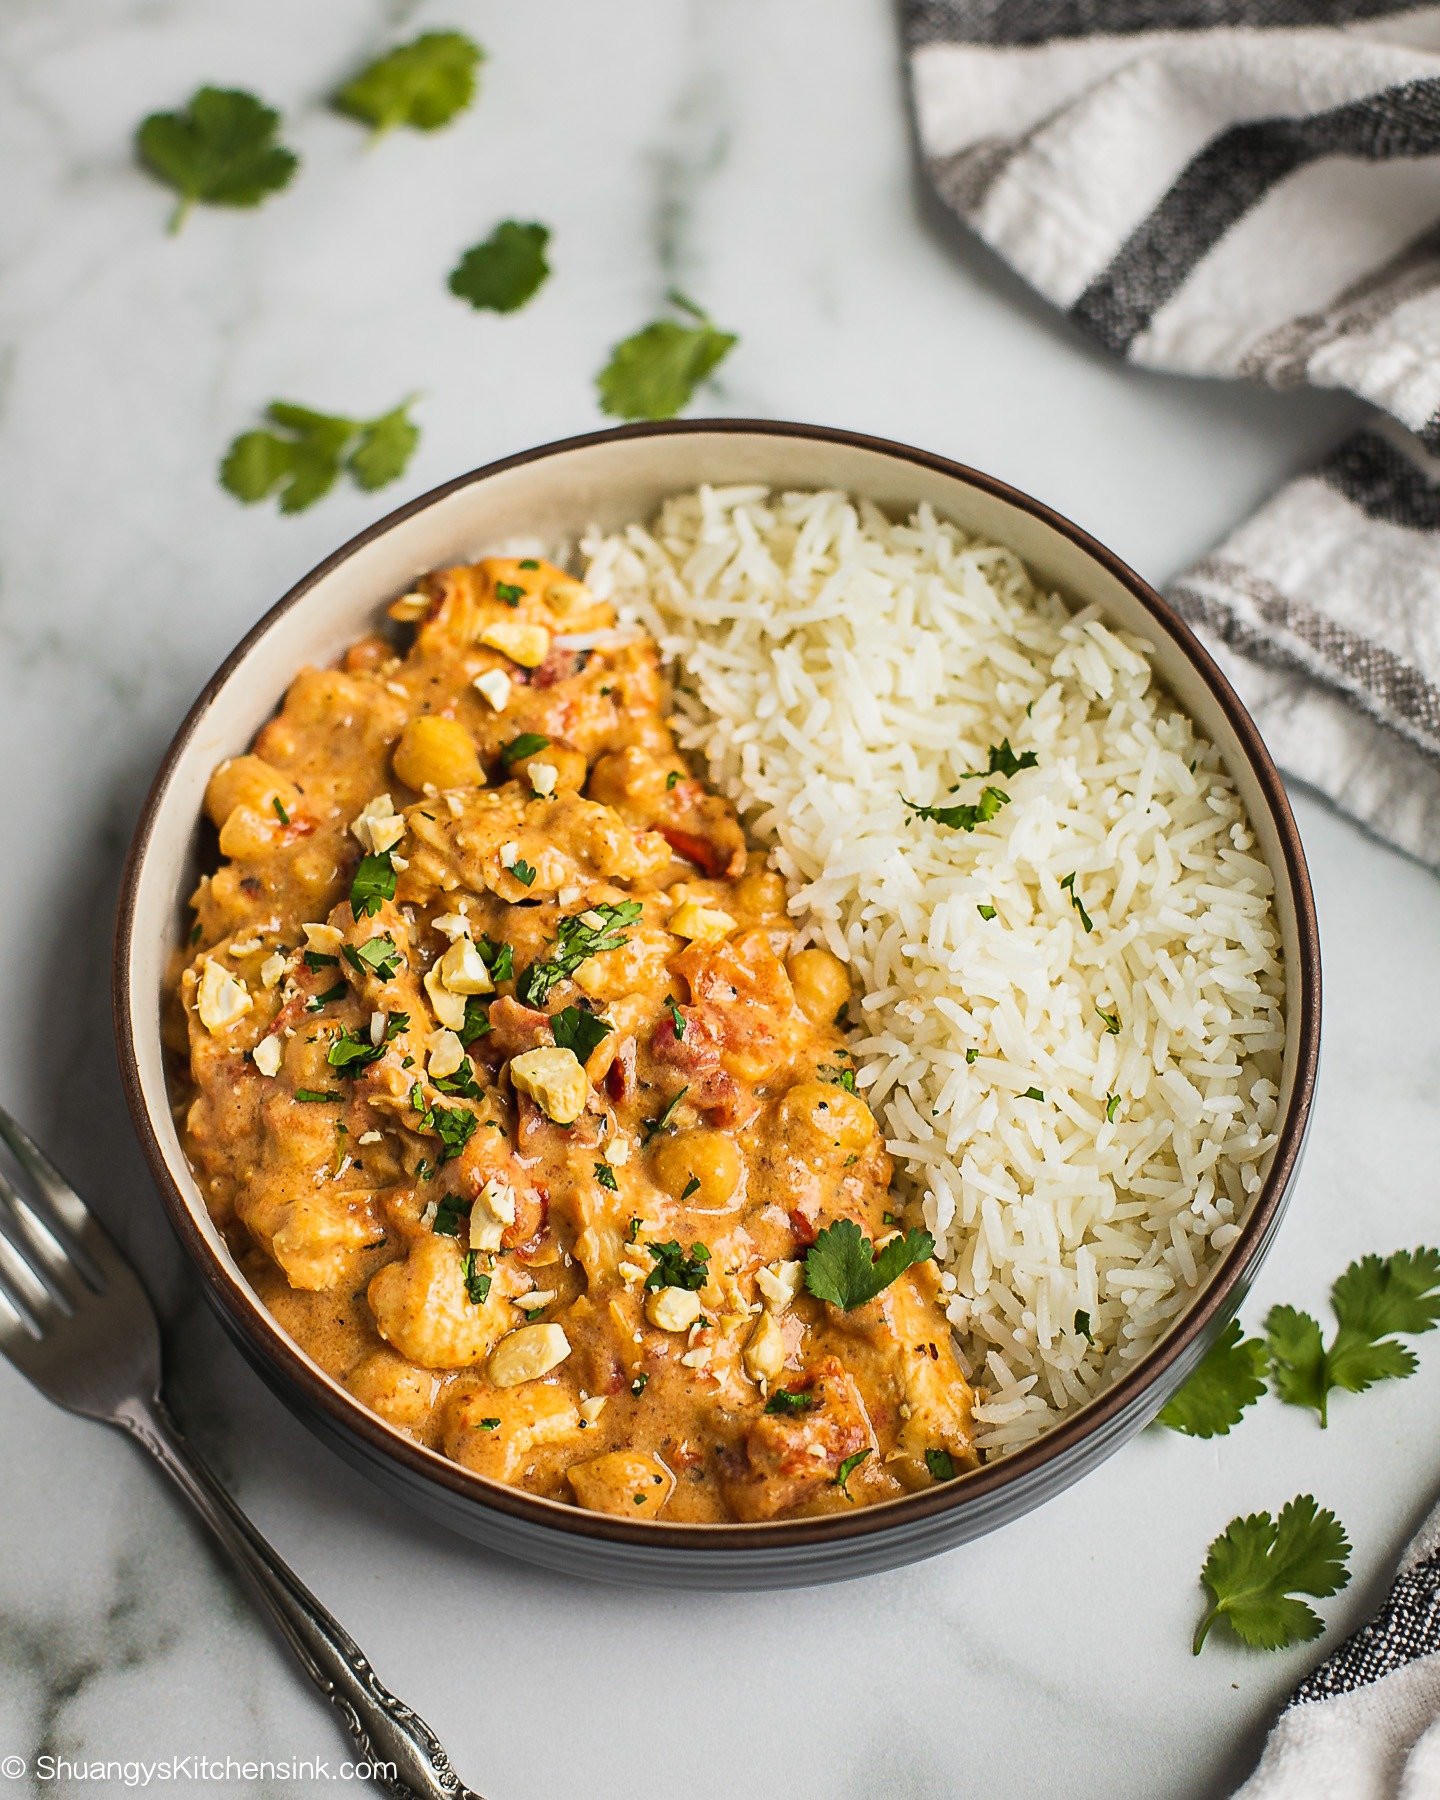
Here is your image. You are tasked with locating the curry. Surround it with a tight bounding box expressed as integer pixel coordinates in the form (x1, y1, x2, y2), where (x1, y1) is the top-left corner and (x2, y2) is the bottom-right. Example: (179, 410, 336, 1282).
(169, 555, 977, 1522)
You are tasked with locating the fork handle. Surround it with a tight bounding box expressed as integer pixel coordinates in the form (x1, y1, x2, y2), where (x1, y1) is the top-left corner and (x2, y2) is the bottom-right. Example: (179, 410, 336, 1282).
(114, 1395, 484, 1800)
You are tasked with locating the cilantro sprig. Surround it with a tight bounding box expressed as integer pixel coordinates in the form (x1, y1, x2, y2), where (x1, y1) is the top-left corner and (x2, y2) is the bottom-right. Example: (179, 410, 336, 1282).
(350, 851, 397, 920)
(334, 31, 484, 137)
(964, 738, 1037, 779)
(550, 1006, 612, 1064)
(804, 1218, 935, 1311)
(136, 86, 298, 235)
(1266, 1248, 1440, 1427)
(643, 1239, 710, 1293)
(449, 221, 551, 314)
(1157, 1320, 1269, 1439)
(1193, 1495, 1351, 1654)
(221, 398, 420, 514)
(596, 292, 737, 421)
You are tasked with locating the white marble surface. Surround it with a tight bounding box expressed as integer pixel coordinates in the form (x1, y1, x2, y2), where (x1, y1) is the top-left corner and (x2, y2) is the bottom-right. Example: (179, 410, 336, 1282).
(3, 2, 1440, 1797)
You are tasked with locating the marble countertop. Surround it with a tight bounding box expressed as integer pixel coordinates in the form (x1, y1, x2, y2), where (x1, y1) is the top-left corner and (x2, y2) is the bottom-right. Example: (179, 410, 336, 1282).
(3, 2, 1440, 1796)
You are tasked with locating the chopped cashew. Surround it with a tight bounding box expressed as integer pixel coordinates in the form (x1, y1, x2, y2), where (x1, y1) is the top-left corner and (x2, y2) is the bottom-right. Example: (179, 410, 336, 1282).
(196, 960, 252, 1033)
(350, 793, 406, 855)
(431, 912, 471, 941)
(489, 1322, 571, 1387)
(756, 1260, 805, 1314)
(252, 1035, 282, 1077)
(438, 937, 493, 995)
(423, 965, 466, 1032)
(259, 952, 287, 989)
(528, 761, 558, 797)
(469, 1179, 516, 1252)
(646, 1285, 704, 1333)
(303, 922, 345, 955)
(743, 1311, 787, 1383)
(509, 1047, 589, 1125)
(427, 1030, 465, 1080)
(478, 620, 550, 668)
(473, 668, 512, 711)
(668, 900, 737, 945)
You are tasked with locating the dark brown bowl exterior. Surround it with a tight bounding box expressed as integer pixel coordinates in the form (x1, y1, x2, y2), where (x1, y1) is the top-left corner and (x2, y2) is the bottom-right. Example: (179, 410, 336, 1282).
(114, 420, 1321, 1588)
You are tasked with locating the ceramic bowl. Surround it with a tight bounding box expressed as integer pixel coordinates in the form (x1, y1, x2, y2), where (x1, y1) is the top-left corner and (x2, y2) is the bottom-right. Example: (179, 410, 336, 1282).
(114, 420, 1321, 1588)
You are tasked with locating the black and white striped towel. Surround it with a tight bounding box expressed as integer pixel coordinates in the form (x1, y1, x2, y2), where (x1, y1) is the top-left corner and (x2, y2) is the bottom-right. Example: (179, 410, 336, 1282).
(1234, 1496, 1440, 1797)
(904, 1, 1440, 869)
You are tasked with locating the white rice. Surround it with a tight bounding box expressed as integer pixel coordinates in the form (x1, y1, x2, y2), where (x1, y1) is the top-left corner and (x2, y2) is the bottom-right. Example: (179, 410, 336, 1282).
(582, 487, 1285, 1454)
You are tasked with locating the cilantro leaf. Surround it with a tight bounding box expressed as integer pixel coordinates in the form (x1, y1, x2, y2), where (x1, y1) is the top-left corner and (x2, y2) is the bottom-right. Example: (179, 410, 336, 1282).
(1060, 872, 1094, 933)
(965, 738, 1038, 779)
(904, 786, 1010, 832)
(643, 1239, 710, 1293)
(327, 1028, 385, 1078)
(1157, 1319, 1269, 1439)
(834, 1448, 872, 1498)
(1266, 1248, 1440, 1427)
(349, 851, 397, 919)
(765, 1388, 814, 1416)
(517, 902, 643, 1006)
(640, 1086, 688, 1147)
(449, 221, 551, 314)
(594, 1161, 618, 1191)
(410, 1084, 478, 1163)
(135, 86, 297, 235)
(596, 291, 737, 421)
(348, 400, 421, 492)
(220, 399, 420, 514)
(344, 935, 403, 981)
(460, 1250, 492, 1305)
(804, 1218, 935, 1311)
(431, 1194, 468, 1237)
(925, 1449, 958, 1482)
(500, 732, 551, 767)
(550, 1006, 612, 1064)
(1193, 1495, 1350, 1654)
(333, 31, 483, 136)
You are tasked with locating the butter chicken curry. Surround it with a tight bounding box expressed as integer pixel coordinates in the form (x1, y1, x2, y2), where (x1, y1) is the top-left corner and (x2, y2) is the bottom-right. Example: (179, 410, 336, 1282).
(169, 556, 977, 1522)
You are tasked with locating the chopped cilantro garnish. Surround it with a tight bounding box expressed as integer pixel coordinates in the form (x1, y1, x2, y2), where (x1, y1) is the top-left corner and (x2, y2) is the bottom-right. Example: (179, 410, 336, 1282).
(665, 996, 685, 1039)
(327, 1029, 385, 1076)
(904, 786, 1010, 832)
(977, 903, 997, 920)
(519, 559, 539, 571)
(460, 1250, 492, 1305)
(1106, 1094, 1122, 1122)
(925, 1448, 958, 1482)
(494, 581, 525, 606)
(188, 921, 203, 946)
(304, 949, 339, 970)
(344, 934, 403, 980)
(479, 937, 514, 985)
(680, 1175, 701, 1201)
(834, 1448, 872, 1498)
(641, 1085, 689, 1146)
(350, 850, 396, 919)
(804, 1219, 935, 1311)
(820, 1064, 857, 1094)
(1074, 1309, 1093, 1341)
(643, 1238, 710, 1293)
(295, 1088, 343, 1104)
(501, 732, 550, 766)
(432, 1194, 469, 1237)
(272, 796, 290, 825)
(434, 1058, 483, 1099)
(307, 981, 348, 1012)
(1021, 1086, 1045, 1102)
(594, 1161, 618, 1191)
(965, 1048, 979, 1065)
(765, 1388, 814, 1416)
(460, 996, 491, 1043)
(479, 1417, 501, 1430)
(550, 1005, 613, 1063)
(631, 1372, 648, 1397)
(1097, 1006, 1120, 1034)
(964, 738, 1038, 780)
(411, 1085, 479, 1163)
(510, 860, 537, 888)
(1060, 872, 1094, 933)
(665, 770, 683, 790)
(517, 902, 644, 1006)
(626, 1216, 643, 1242)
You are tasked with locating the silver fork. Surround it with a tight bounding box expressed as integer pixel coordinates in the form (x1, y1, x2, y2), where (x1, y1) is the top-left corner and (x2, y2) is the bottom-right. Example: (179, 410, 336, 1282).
(0, 1103, 483, 1800)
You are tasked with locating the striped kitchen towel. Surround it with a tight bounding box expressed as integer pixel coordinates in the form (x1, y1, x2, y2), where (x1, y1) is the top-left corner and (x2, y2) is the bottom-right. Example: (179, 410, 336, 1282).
(904, 1, 1440, 868)
(1234, 1493, 1440, 1798)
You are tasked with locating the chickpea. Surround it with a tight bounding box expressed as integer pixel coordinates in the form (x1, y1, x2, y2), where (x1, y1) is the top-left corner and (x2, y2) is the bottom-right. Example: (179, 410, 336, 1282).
(393, 715, 482, 792)
(204, 755, 301, 831)
(586, 746, 670, 811)
(651, 1128, 743, 1210)
(787, 948, 852, 1025)
(512, 741, 588, 795)
(774, 1079, 876, 1156)
(218, 807, 277, 861)
(733, 865, 788, 923)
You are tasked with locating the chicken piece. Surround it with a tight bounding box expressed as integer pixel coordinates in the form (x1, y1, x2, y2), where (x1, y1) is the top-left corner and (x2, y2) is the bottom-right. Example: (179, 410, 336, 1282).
(445, 1384, 583, 1481)
(568, 1450, 675, 1518)
(720, 1356, 874, 1521)
(367, 1235, 521, 1369)
(344, 1349, 442, 1437)
(672, 929, 807, 1084)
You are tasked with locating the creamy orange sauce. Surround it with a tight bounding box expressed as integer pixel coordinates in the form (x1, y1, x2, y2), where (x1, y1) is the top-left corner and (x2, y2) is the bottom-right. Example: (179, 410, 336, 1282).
(168, 556, 975, 1521)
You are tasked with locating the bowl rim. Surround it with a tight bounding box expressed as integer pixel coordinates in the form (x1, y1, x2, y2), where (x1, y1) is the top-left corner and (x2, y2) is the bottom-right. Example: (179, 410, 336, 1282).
(113, 416, 1321, 1553)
